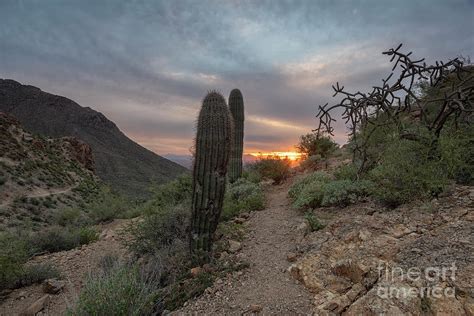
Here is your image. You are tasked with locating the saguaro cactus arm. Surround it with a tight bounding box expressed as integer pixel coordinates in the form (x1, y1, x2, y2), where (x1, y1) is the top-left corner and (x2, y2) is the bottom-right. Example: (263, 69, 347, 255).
(228, 89, 245, 183)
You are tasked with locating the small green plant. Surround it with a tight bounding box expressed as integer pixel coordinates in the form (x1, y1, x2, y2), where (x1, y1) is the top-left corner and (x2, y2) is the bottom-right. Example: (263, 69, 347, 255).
(71, 262, 160, 316)
(304, 212, 324, 232)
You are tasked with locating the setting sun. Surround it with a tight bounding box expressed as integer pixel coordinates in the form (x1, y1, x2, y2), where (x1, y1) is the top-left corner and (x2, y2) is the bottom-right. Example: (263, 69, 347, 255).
(248, 151, 303, 161)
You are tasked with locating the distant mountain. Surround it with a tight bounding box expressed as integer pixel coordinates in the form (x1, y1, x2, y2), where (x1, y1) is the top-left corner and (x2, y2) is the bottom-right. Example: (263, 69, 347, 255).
(163, 154, 193, 170)
(0, 79, 187, 198)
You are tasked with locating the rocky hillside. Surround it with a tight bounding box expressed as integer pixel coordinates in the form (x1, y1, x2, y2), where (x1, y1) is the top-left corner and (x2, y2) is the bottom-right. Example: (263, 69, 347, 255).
(0, 79, 187, 198)
(0, 112, 98, 230)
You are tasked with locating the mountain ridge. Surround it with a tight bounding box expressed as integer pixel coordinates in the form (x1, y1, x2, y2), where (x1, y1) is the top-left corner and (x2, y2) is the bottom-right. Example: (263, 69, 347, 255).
(0, 79, 187, 198)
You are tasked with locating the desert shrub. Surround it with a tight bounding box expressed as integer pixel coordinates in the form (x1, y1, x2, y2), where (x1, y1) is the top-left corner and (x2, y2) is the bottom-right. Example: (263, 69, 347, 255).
(87, 187, 133, 223)
(334, 164, 358, 181)
(304, 212, 325, 232)
(292, 179, 327, 209)
(299, 154, 322, 171)
(16, 263, 60, 288)
(140, 174, 192, 215)
(296, 133, 338, 159)
(221, 178, 265, 221)
(288, 172, 331, 199)
(159, 271, 214, 311)
(438, 128, 474, 184)
(0, 232, 29, 290)
(126, 203, 189, 256)
(289, 171, 373, 209)
(30, 225, 98, 253)
(320, 180, 374, 207)
(242, 169, 262, 184)
(54, 207, 90, 227)
(249, 156, 291, 184)
(71, 262, 160, 316)
(369, 140, 448, 207)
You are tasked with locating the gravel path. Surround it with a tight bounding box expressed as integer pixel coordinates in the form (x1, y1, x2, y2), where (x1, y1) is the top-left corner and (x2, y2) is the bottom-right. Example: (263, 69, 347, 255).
(175, 182, 313, 315)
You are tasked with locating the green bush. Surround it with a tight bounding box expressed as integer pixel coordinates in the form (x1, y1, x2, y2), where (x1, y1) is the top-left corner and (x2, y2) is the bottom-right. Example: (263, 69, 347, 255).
(334, 164, 358, 181)
(289, 172, 373, 209)
(16, 263, 60, 288)
(30, 225, 98, 253)
(54, 207, 90, 227)
(296, 133, 338, 158)
(292, 179, 326, 209)
(248, 157, 291, 184)
(304, 212, 325, 232)
(125, 203, 189, 256)
(439, 129, 474, 184)
(288, 172, 331, 200)
(299, 154, 322, 171)
(71, 262, 160, 316)
(0, 232, 28, 290)
(87, 187, 133, 223)
(320, 179, 374, 207)
(141, 174, 192, 215)
(221, 178, 265, 221)
(369, 140, 448, 207)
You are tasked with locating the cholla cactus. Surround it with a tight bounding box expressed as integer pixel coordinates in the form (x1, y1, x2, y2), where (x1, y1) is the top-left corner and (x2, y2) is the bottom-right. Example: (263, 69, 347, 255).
(190, 91, 232, 262)
(228, 89, 244, 183)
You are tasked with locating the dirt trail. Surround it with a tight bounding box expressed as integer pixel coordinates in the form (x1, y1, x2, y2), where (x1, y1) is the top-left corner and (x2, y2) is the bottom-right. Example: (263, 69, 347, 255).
(176, 182, 314, 315)
(0, 219, 129, 316)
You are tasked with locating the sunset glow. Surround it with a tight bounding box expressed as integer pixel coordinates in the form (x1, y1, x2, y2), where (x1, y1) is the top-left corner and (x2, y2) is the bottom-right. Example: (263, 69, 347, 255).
(248, 151, 303, 161)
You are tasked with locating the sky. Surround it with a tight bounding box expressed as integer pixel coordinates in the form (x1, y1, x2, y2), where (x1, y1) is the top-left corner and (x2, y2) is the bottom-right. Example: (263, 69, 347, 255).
(1, 0, 473, 156)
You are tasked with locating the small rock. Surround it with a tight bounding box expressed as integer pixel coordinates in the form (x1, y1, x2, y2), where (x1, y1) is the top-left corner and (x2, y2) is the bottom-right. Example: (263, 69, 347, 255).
(228, 240, 242, 253)
(287, 252, 298, 262)
(249, 304, 263, 313)
(241, 213, 250, 219)
(234, 217, 245, 224)
(219, 251, 229, 260)
(190, 267, 203, 277)
(202, 263, 214, 273)
(43, 278, 65, 294)
(20, 294, 50, 316)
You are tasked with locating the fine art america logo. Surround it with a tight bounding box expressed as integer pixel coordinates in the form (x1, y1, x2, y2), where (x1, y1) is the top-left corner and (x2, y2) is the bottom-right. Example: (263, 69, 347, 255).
(376, 263, 457, 299)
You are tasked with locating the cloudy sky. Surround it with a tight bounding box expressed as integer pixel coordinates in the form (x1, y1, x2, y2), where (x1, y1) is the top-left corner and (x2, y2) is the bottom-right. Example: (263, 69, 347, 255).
(1, 0, 473, 155)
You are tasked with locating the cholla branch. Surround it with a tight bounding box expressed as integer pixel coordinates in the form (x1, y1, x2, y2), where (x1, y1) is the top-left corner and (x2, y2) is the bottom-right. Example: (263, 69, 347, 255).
(314, 44, 473, 172)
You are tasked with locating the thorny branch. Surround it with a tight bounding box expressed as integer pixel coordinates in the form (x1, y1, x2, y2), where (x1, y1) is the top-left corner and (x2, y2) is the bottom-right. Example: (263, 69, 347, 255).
(315, 44, 473, 172)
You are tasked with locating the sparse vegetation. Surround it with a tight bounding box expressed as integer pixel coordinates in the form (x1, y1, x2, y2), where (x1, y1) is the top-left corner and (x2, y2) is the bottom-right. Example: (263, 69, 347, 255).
(71, 261, 160, 316)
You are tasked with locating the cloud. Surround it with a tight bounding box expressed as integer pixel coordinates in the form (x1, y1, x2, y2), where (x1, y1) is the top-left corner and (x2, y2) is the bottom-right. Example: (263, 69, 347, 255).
(0, 0, 472, 154)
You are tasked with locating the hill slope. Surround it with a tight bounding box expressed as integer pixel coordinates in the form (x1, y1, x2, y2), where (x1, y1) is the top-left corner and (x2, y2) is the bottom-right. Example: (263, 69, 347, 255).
(0, 112, 98, 230)
(0, 79, 187, 198)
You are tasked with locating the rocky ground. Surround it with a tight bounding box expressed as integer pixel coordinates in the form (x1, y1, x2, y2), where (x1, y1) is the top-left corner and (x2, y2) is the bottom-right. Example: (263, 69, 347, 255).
(290, 185, 474, 315)
(0, 219, 129, 315)
(1, 176, 472, 315)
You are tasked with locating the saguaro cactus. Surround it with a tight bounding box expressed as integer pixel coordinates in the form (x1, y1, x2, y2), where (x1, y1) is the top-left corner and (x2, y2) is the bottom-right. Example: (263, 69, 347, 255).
(228, 89, 245, 183)
(190, 91, 232, 262)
